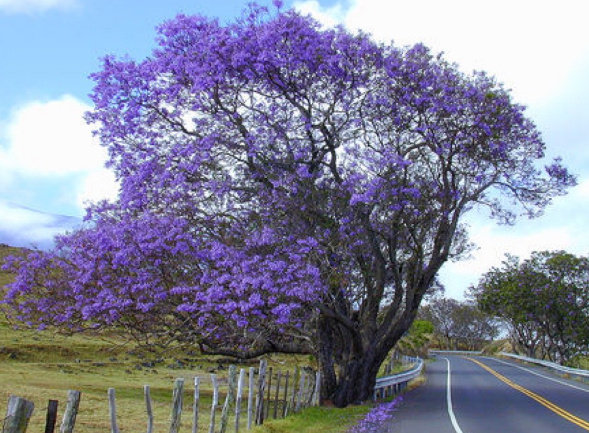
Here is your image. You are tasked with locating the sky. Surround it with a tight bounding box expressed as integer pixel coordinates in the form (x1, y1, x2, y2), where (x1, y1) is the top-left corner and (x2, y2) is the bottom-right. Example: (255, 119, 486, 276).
(0, 0, 587, 298)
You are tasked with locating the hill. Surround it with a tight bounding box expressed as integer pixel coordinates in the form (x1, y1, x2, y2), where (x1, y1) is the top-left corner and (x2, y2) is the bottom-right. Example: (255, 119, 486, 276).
(0, 243, 24, 287)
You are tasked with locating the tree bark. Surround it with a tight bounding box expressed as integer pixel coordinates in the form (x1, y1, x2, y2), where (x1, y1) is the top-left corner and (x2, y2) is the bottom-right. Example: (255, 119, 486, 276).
(315, 314, 400, 407)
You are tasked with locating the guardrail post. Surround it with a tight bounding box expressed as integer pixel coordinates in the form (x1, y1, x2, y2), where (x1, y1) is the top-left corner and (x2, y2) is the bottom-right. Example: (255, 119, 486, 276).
(373, 356, 424, 401)
(498, 352, 589, 382)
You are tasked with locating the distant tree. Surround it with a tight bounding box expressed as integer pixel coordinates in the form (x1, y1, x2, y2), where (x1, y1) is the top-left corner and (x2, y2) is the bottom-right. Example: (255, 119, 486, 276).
(474, 251, 589, 364)
(450, 302, 500, 350)
(1, 4, 574, 406)
(469, 255, 542, 357)
(419, 297, 461, 348)
(420, 297, 498, 350)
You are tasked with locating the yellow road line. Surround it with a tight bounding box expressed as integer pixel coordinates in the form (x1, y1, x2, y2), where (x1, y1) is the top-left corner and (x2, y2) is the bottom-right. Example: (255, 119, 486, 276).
(467, 357, 589, 431)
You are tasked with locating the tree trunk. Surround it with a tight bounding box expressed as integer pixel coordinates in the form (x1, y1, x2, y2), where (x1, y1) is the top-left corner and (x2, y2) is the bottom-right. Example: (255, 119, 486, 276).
(315, 315, 395, 407)
(331, 350, 384, 407)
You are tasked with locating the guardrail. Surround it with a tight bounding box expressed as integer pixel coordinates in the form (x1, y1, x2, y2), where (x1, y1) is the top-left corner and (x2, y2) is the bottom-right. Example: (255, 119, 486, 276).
(499, 352, 589, 381)
(373, 356, 424, 401)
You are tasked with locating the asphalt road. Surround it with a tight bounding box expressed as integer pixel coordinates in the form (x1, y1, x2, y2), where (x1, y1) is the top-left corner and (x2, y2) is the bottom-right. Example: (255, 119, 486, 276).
(386, 355, 589, 433)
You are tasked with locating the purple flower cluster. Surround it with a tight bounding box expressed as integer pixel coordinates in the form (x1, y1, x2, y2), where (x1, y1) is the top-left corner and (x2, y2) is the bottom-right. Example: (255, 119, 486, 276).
(348, 397, 403, 433)
(2, 212, 323, 339)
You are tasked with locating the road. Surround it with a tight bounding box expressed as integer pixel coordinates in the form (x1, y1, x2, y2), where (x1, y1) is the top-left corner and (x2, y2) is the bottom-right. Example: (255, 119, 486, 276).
(386, 355, 589, 433)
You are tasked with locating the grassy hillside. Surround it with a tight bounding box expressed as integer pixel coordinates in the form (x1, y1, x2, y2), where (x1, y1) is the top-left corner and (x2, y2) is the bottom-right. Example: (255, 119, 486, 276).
(0, 310, 345, 433)
(0, 244, 369, 433)
(0, 243, 22, 289)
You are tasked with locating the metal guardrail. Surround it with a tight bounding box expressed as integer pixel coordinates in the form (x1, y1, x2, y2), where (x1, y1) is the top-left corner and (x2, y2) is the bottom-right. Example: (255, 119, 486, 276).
(499, 352, 589, 379)
(373, 356, 424, 400)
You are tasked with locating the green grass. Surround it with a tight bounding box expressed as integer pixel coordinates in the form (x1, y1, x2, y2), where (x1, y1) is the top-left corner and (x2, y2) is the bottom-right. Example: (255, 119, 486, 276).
(481, 339, 513, 355)
(0, 312, 322, 432)
(0, 317, 318, 433)
(251, 405, 370, 433)
(568, 355, 589, 370)
(0, 316, 408, 433)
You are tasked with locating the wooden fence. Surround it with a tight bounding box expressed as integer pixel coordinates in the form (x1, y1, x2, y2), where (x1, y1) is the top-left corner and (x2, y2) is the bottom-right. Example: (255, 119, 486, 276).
(2, 360, 321, 433)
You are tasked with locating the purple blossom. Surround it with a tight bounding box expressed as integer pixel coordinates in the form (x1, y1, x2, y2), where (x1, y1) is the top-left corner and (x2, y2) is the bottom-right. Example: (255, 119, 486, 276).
(348, 397, 403, 433)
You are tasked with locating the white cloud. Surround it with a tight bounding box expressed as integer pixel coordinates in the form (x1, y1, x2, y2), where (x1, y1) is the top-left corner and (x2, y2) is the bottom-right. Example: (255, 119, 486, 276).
(293, 0, 345, 28)
(0, 201, 53, 229)
(0, 95, 118, 213)
(439, 224, 576, 300)
(0, 165, 11, 190)
(0, 0, 78, 14)
(1, 96, 104, 175)
(438, 178, 589, 299)
(448, 226, 574, 278)
(294, 0, 589, 105)
(0, 200, 79, 248)
(76, 169, 119, 210)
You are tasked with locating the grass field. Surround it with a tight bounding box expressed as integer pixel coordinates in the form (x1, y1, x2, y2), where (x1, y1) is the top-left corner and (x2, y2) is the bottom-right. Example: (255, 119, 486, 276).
(0, 320, 376, 433)
(250, 405, 371, 433)
(0, 316, 343, 433)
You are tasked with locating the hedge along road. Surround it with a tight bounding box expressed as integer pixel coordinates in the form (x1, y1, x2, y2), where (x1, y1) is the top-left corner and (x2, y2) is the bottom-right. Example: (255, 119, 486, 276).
(385, 355, 589, 433)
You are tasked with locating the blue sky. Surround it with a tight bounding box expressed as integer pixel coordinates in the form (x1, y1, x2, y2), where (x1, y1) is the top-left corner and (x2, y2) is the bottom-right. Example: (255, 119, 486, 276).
(0, 0, 587, 298)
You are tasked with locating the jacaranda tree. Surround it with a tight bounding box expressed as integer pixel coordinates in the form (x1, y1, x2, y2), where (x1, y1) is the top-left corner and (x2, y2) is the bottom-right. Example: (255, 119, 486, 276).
(2, 3, 575, 406)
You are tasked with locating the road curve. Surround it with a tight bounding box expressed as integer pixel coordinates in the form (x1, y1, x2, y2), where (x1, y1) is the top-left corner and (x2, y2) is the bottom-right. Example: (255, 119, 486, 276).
(385, 355, 589, 433)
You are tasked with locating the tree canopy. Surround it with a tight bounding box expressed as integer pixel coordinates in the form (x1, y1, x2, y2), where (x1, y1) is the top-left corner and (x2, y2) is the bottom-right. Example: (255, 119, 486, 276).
(473, 251, 589, 364)
(1, 4, 574, 405)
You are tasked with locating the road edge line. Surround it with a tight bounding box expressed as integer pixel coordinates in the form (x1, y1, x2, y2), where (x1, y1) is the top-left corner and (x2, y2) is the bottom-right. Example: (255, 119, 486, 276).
(444, 357, 465, 433)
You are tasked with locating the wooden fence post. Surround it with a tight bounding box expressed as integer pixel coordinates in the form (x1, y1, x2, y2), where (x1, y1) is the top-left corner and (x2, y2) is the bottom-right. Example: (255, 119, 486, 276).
(289, 367, 299, 415)
(305, 373, 314, 407)
(192, 377, 200, 433)
(208, 374, 219, 433)
(108, 388, 119, 433)
(295, 371, 305, 412)
(169, 378, 184, 433)
(282, 371, 289, 418)
(220, 365, 237, 433)
(59, 390, 81, 433)
(4, 396, 34, 433)
(144, 385, 154, 433)
(44, 400, 58, 433)
(235, 369, 245, 433)
(304, 375, 309, 409)
(313, 372, 321, 406)
(247, 367, 254, 430)
(255, 359, 267, 425)
(273, 371, 281, 419)
(264, 367, 272, 420)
